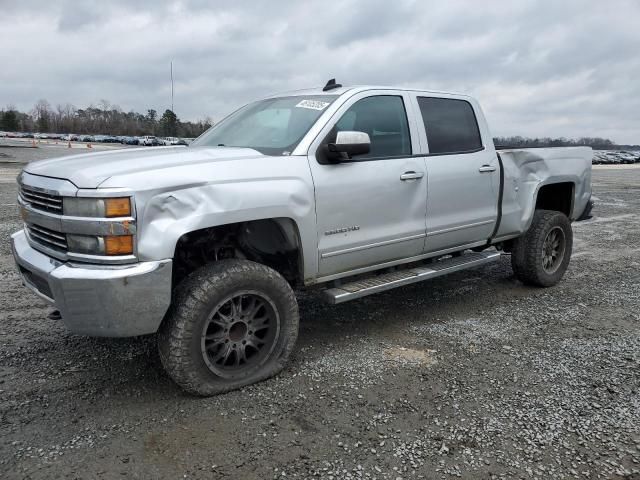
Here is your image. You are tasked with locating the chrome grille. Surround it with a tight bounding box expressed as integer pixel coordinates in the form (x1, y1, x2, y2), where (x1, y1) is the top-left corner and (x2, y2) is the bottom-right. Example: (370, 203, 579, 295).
(26, 224, 68, 252)
(19, 185, 63, 214)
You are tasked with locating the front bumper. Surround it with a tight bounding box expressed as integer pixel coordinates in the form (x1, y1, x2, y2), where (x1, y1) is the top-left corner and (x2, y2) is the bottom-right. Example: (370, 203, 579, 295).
(11, 230, 172, 337)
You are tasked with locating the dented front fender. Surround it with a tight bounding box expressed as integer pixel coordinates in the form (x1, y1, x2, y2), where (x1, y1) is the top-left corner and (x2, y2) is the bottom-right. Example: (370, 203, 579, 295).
(98, 153, 319, 279)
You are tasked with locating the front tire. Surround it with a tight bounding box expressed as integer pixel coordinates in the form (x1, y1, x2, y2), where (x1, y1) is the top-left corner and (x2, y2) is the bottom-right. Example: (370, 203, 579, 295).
(511, 209, 573, 287)
(158, 260, 299, 396)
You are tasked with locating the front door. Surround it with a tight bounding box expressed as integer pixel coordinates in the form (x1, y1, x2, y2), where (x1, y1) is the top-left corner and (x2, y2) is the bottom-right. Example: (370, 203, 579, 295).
(308, 92, 427, 278)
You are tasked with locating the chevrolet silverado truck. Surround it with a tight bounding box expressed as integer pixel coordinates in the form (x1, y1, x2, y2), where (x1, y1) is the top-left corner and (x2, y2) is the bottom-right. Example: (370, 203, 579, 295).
(11, 80, 593, 396)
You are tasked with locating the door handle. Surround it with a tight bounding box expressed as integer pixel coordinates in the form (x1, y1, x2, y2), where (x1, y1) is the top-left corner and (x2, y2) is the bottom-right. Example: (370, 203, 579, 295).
(478, 165, 497, 173)
(400, 171, 424, 181)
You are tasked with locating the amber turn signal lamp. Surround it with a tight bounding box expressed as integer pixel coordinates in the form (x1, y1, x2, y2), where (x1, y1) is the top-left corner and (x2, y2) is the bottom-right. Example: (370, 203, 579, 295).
(104, 197, 131, 217)
(104, 235, 134, 255)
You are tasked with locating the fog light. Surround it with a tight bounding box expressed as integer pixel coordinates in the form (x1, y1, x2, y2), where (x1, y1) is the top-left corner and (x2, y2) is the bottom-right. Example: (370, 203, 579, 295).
(104, 235, 134, 255)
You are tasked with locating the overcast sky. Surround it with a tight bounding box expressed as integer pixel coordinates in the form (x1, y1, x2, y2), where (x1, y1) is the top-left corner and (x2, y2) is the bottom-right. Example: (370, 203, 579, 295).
(1, 0, 638, 143)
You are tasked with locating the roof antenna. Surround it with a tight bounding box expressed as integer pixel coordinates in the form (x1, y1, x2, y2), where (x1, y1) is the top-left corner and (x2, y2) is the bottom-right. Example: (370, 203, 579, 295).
(323, 78, 342, 91)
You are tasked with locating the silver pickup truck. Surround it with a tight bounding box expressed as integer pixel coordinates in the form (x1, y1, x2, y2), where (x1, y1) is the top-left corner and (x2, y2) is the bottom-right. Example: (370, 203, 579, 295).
(11, 80, 593, 395)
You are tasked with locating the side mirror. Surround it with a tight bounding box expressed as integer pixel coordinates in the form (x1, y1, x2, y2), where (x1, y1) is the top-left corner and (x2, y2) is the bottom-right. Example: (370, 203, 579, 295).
(327, 131, 370, 160)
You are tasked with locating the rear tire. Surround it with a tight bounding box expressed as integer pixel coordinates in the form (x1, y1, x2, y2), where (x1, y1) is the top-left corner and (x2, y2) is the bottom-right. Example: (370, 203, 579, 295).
(511, 209, 573, 287)
(158, 259, 299, 396)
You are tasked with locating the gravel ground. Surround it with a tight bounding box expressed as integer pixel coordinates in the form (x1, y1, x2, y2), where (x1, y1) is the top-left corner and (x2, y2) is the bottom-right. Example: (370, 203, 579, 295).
(0, 150, 639, 479)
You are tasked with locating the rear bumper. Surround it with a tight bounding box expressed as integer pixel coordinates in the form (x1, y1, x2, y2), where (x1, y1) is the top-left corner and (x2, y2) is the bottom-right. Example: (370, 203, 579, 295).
(11, 230, 172, 337)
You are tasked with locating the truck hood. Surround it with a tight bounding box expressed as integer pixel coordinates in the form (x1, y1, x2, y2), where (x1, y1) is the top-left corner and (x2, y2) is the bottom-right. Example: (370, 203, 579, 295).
(24, 146, 265, 189)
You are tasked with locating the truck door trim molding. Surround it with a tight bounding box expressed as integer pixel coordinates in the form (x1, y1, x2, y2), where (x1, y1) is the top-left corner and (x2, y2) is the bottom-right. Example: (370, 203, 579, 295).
(427, 219, 494, 237)
(314, 239, 491, 284)
(320, 233, 426, 258)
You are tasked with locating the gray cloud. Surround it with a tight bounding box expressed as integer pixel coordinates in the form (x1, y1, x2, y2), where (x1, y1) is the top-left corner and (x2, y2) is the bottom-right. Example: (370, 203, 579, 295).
(0, 0, 638, 143)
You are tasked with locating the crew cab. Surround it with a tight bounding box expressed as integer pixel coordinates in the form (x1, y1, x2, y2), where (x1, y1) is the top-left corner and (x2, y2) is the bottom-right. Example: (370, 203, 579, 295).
(11, 80, 593, 395)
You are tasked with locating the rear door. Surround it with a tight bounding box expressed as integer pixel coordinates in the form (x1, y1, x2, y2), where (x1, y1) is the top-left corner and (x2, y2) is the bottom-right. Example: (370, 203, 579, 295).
(307, 91, 427, 278)
(413, 95, 499, 252)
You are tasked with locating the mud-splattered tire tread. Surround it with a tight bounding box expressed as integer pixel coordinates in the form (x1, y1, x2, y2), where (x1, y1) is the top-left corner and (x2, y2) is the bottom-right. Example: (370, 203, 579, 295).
(158, 259, 299, 396)
(511, 209, 573, 287)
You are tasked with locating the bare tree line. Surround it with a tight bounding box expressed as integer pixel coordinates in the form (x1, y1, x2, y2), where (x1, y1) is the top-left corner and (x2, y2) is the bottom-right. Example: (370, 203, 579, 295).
(1, 100, 212, 138)
(2, 102, 638, 149)
(494, 136, 639, 151)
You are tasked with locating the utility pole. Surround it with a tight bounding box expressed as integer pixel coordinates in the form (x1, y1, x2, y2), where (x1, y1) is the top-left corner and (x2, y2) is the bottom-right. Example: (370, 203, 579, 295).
(170, 61, 174, 112)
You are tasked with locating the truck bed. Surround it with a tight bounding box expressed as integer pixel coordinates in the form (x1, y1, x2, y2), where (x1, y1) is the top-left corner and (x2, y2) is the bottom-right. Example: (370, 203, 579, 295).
(493, 146, 593, 240)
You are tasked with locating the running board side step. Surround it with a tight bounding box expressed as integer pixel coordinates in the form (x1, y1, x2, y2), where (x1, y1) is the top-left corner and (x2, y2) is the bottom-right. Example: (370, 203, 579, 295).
(322, 251, 502, 304)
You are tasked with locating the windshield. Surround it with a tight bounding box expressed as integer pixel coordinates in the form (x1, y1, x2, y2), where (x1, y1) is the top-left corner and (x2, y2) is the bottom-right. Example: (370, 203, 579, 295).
(191, 95, 339, 155)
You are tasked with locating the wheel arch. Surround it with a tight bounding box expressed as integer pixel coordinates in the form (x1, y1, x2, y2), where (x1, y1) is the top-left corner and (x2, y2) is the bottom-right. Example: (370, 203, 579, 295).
(520, 180, 577, 233)
(171, 217, 305, 288)
(534, 181, 575, 217)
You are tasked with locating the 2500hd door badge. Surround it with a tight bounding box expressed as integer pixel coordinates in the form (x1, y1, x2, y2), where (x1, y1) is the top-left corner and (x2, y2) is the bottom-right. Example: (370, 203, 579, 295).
(325, 226, 360, 235)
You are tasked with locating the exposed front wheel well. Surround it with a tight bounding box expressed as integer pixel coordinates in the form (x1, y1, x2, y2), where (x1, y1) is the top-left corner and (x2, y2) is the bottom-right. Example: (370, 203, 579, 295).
(172, 218, 303, 289)
(535, 182, 574, 217)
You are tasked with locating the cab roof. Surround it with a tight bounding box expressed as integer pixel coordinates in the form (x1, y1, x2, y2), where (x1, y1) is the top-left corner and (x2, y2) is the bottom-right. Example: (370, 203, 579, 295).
(265, 85, 472, 100)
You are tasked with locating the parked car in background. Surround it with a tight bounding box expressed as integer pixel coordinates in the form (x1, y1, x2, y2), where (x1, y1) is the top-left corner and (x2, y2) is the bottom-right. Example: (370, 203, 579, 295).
(140, 135, 161, 146)
(162, 137, 187, 146)
(592, 150, 640, 164)
(119, 136, 139, 145)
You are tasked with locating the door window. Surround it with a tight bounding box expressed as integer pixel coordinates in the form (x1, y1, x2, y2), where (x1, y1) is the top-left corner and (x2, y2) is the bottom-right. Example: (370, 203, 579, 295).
(417, 97, 482, 154)
(333, 96, 411, 159)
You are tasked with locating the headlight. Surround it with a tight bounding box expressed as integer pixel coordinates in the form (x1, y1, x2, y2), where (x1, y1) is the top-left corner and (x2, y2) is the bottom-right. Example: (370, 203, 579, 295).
(67, 234, 134, 256)
(64, 197, 132, 218)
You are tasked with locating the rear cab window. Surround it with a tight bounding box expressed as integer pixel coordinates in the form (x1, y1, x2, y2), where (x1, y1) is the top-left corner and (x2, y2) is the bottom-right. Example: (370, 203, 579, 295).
(417, 97, 483, 155)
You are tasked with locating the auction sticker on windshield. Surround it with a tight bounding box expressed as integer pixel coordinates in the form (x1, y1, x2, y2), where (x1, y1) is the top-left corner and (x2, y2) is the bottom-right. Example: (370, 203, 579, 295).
(296, 99, 330, 111)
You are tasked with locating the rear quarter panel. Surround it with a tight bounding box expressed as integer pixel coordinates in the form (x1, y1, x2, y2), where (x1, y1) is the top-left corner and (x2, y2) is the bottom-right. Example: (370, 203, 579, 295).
(496, 146, 592, 239)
